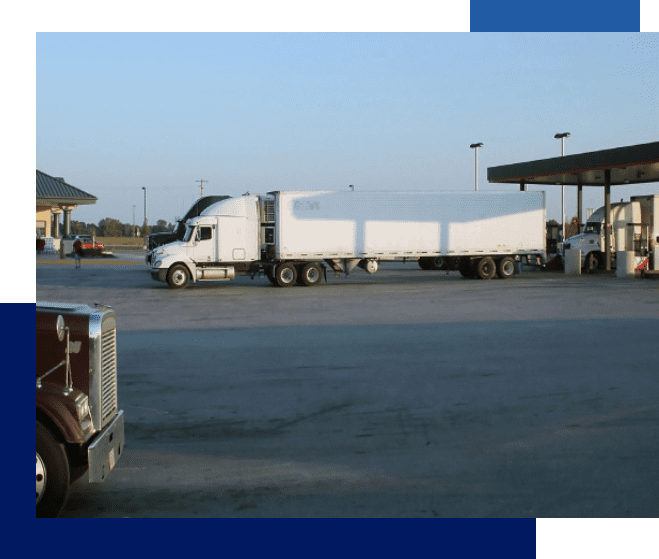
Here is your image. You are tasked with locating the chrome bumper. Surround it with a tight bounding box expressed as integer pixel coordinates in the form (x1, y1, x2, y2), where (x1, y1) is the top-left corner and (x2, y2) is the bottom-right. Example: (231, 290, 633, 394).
(87, 409, 124, 483)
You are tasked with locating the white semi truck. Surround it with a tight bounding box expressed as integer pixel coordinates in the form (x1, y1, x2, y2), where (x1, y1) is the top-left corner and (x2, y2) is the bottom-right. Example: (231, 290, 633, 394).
(562, 194, 659, 272)
(150, 190, 546, 288)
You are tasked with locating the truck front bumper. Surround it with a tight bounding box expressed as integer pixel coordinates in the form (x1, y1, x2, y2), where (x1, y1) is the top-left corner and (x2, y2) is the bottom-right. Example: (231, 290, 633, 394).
(151, 268, 168, 283)
(87, 409, 124, 483)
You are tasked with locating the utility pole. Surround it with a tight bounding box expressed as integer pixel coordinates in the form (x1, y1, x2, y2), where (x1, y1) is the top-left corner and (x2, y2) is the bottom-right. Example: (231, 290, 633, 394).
(133, 205, 136, 237)
(142, 187, 147, 225)
(196, 179, 207, 197)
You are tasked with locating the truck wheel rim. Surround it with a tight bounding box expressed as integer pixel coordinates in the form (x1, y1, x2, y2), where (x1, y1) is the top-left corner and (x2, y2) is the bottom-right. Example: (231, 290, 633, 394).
(307, 268, 319, 282)
(36, 452, 46, 505)
(502, 261, 514, 275)
(281, 269, 294, 283)
(172, 270, 186, 284)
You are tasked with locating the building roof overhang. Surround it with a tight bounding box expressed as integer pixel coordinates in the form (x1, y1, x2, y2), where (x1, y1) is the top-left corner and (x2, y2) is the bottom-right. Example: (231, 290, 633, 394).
(487, 141, 659, 187)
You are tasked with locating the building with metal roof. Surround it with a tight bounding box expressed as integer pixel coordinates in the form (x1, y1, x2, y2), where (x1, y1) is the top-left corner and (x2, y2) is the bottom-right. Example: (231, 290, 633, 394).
(36, 170, 98, 242)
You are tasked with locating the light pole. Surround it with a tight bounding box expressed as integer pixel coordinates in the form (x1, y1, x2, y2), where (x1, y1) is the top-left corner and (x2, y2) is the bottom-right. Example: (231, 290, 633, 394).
(554, 132, 570, 241)
(470, 143, 483, 191)
(142, 187, 147, 227)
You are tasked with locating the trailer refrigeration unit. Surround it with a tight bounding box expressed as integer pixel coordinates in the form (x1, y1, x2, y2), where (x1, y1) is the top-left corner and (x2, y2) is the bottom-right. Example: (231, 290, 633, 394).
(150, 190, 546, 288)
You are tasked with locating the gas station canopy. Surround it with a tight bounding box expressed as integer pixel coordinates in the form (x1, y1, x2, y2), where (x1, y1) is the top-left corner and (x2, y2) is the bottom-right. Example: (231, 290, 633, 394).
(487, 141, 659, 187)
(487, 141, 659, 271)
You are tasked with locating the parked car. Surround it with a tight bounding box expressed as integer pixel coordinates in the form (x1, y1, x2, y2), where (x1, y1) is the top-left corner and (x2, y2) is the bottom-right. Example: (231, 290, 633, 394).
(61, 235, 105, 256)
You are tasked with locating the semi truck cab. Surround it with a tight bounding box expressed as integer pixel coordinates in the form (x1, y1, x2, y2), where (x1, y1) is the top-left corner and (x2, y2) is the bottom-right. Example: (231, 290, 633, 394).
(562, 201, 641, 270)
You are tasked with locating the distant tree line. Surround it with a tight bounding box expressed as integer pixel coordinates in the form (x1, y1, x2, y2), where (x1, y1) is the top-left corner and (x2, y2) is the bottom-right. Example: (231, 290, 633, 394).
(68, 218, 175, 238)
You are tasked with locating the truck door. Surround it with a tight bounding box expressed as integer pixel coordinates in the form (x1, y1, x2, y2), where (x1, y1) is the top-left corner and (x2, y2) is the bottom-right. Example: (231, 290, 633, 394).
(217, 216, 252, 262)
(192, 225, 215, 262)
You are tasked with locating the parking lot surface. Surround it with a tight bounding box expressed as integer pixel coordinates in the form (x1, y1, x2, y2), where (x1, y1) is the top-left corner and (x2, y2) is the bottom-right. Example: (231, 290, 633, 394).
(37, 253, 659, 517)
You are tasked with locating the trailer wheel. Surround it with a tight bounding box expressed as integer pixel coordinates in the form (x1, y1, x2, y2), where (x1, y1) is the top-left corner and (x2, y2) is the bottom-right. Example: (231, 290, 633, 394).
(475, 257, 496, 280)
(419, 257, 447, 271)
(298, 262, 323, 286)
(497, 256, 516, 279)
(167, 264, 190, 289)
(274, 263, 297, 287)
(458, 258, 476, 279)
(37, 421, 70, 518)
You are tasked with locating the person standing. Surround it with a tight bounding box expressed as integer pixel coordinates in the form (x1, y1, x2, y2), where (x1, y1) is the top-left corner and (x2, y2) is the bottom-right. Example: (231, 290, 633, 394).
(73, 236, 82, 268)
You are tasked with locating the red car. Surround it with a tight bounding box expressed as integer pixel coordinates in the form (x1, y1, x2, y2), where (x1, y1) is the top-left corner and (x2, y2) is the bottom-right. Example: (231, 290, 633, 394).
(64, 235, 105, 256)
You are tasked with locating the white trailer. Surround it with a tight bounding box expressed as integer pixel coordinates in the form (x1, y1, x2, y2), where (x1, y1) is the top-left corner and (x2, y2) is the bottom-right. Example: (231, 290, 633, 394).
(150, 190, 546, 288)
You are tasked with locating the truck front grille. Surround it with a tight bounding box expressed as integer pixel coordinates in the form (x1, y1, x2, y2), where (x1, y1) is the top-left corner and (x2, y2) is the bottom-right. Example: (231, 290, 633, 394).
(100, 327, 118, 427)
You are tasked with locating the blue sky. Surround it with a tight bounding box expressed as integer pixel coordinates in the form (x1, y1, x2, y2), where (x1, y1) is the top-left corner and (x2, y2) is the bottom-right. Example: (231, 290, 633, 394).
(37, 32, 658, 225)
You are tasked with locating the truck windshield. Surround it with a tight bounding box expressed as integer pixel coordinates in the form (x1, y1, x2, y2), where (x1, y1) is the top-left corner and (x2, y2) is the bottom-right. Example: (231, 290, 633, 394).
(183, 226, 195, 242)
(584, 223, 601, 235)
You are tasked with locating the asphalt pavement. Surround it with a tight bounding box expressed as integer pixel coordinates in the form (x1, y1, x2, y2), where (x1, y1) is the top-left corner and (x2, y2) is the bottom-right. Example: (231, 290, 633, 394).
(37, 252, 659, 517)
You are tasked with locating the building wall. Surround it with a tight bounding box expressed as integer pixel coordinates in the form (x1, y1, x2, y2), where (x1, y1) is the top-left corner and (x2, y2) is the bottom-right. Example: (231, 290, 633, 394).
(36, 207, 52, 237)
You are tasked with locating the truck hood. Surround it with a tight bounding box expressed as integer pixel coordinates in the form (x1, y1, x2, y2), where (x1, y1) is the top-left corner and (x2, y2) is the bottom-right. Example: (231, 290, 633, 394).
(565, 232, 591, 244)
(152, 241, 191, 259)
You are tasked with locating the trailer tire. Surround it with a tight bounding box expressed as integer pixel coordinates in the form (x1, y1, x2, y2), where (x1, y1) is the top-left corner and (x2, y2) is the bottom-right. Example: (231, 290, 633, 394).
(167, 264, 190, 289)
(274, 263, 297, 287)
(298, 262, 323, 286)
(497, 256, 517, 279)
(37, 421, 70, 518)
(429, 257, 447, 270)
(419, 257, 448, 271)
(475, 257, 497, 280)
(458, 258, 476, 279)
(418, 258, 431, 270)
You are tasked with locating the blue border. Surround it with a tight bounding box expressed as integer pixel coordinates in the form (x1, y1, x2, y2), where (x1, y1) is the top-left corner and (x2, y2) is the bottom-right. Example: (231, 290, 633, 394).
(470, 0, 641, 31)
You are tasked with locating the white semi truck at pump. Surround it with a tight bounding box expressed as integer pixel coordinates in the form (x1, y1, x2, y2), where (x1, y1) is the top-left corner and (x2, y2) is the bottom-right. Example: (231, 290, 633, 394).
(150, 190, 546, 288)
(562, 194, 659, 272)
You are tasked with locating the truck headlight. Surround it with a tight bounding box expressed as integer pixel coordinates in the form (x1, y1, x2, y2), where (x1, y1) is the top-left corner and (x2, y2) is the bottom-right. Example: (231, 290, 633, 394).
(153, 259, 162, 268)
(75, 394, 95, 436)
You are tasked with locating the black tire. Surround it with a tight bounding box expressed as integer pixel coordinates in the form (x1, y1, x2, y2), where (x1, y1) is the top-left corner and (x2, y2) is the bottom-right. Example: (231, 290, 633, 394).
(419, 257, 447, 271)
(448, 257, 460, 270)
(458, 258, 476, 279)
(430, 257, 448, 270)
(167, 264, 190, 289)
(475, 257, 496, 280)
(497, 256, 517, 279)
(418, 258, 431, 270)
(298, 262, 323, 286)
(274, 263, 297, 287)
(37, 422, 70, 518)
(584, 252, 600, 273)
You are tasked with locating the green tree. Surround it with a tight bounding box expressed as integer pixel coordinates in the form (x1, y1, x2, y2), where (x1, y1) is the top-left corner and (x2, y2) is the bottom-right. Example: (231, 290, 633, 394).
(98, 218, 123, 237)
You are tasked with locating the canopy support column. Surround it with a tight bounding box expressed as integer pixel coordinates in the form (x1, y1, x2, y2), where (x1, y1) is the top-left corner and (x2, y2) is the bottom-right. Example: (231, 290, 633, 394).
(604, 170, 611, 271)
(577, 180, 583, 234)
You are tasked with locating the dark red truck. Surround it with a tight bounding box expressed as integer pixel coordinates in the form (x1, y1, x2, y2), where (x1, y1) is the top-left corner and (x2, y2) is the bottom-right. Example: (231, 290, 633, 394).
(36, 302, 124, 517)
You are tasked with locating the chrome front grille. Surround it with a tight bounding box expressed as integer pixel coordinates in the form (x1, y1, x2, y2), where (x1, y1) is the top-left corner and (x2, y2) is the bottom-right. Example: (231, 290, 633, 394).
(100, 327, 118, 427)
